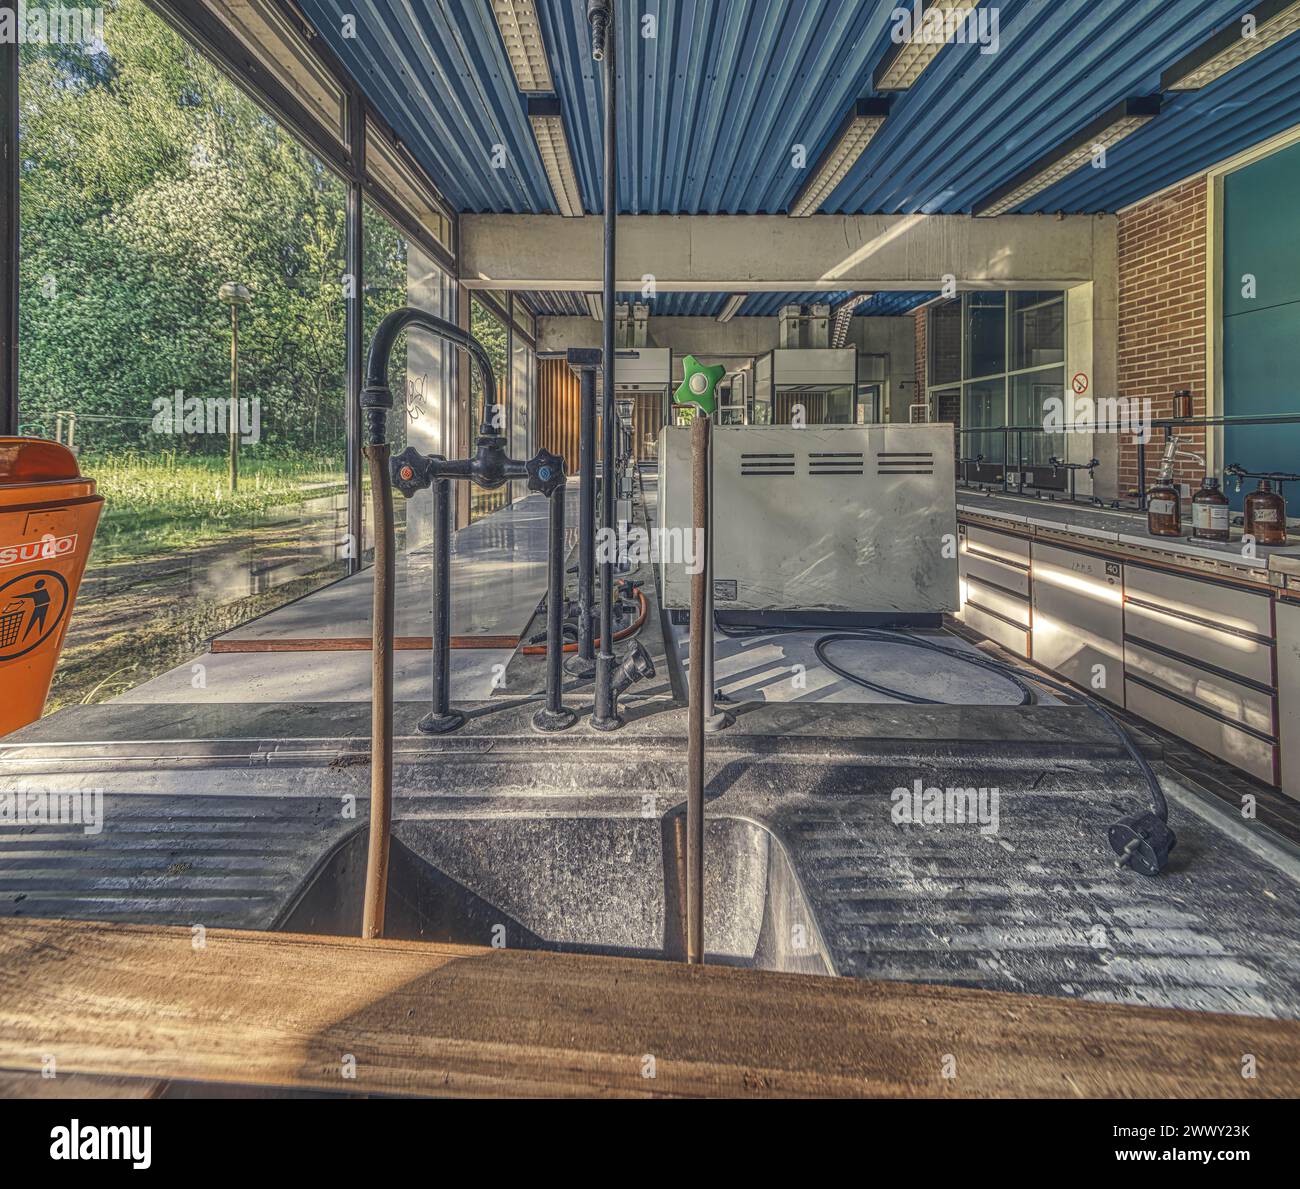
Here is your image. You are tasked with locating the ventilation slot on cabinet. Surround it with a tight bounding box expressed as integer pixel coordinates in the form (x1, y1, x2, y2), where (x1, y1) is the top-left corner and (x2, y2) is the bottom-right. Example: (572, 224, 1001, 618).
(741, 452, 795, 477)
(809, 451, 864, 476)
(877, 451, 934, 476)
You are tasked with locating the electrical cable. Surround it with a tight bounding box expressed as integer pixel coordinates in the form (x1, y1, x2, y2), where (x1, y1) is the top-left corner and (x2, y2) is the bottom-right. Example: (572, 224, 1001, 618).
(810, 628, 1167, 823)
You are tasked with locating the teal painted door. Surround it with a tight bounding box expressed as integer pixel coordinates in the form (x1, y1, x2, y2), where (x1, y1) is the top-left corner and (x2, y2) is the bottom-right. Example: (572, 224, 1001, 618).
(1222, 139, 1300, 510)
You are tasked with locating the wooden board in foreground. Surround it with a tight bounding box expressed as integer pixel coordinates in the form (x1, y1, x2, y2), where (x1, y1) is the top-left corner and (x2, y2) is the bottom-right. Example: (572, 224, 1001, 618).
(1, 918, 1297, 1099)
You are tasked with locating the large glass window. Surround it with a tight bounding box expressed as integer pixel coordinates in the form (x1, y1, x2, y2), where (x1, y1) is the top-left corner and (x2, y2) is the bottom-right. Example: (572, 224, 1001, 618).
(926, 292, 1065, 484)
(509, 307, 536, 502)
(1012, 371, 1066, 466)
(928, 301, 962, 386)
(964, 378, 1007, 466)
(18, 0, 350, 708)
(469, 296, 510, 523)
(360, 203, 457, 555)
(964, 293, 1006, 378)
(1011, 292, 1065, 371)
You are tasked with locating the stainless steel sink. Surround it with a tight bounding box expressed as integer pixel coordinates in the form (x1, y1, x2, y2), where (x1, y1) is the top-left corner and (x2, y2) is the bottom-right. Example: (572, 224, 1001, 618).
(276, 814, 832, 974)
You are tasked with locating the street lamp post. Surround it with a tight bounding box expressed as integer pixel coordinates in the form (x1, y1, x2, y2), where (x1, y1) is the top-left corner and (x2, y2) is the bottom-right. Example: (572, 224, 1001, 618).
(219, 282, 251, 492)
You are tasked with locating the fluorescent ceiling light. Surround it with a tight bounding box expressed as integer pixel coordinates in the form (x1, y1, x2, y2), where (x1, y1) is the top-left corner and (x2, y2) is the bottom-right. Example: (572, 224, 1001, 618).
(789, 98, 891, 218)
(874, 0, 987, 91)
(1162, 0, 1300, 90)
(717, 294, 747, 323)
(973, 97, 1161, 217)
(490, 0, 554, 93)
(527, 97, 583, 217)
(584, 293, 604, 321)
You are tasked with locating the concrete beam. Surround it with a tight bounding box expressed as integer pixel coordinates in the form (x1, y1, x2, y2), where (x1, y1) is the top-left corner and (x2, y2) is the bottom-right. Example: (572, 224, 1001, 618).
(536, 316, 782, 356)
(462, 213, 1114, 291)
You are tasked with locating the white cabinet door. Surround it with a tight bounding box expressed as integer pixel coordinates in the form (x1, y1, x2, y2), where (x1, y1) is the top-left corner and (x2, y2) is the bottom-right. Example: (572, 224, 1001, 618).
(1277, 597, 1300, 800)
(1030, 542, 1125, 705)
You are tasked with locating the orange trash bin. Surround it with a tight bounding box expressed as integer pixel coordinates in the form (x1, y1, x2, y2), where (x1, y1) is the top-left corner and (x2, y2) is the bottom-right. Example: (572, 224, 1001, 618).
(0, 438, 103, 735)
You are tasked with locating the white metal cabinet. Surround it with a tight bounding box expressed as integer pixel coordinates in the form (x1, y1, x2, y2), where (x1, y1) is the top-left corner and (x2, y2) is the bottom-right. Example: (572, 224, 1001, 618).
(957, 524, 1032, 658)
(1122, 563, 1278, 787)
(1031, 541, 1125, 705)
(1275, 597, 1300, 800)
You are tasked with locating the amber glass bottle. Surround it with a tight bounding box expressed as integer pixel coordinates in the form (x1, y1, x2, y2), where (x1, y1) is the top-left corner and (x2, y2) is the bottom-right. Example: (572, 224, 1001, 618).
(1147, 480, 1182, 537)
(1244, 479, 1287, 546)
(1191, 477, 1230, 542)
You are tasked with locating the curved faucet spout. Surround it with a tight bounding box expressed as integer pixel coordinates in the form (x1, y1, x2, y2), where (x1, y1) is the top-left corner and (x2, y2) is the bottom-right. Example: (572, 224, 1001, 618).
(361, 307, 499, 445)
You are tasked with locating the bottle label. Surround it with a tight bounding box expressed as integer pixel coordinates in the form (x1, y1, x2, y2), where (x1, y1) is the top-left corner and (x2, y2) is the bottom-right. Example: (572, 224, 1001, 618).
(1194, 504, 1229, 531)
(1252, 508, 1280, 523)
(1149, 499, 1175, 516)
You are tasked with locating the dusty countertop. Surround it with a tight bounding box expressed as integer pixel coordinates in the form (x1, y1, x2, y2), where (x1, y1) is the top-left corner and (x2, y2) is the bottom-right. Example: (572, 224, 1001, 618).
(957, 489, 1300, 578)
(4, 699, 1300, 1020)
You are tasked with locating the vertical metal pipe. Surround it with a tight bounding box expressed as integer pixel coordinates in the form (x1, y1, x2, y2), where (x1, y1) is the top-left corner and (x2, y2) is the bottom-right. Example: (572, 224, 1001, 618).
(703, 429, 732, 732)
(0, 36, 18, 436)
(592, 7, 619, 728)
(1137, 439, 1148, 509)
(570, 363, 597, 675)
(419, 478, 464, 734)
(432, 479, 451, 715)
(534, 489, 576, 732)
(362, 442, 394, 938)
(344, 102, 365, 574)
(229, 305, 240, 492)
(546, 490, 565, 712)
(687, 413, 708, 964)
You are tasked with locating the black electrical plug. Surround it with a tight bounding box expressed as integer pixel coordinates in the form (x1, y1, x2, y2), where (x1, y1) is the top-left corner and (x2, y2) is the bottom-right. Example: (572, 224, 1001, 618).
(1108, 812, 1177, 876)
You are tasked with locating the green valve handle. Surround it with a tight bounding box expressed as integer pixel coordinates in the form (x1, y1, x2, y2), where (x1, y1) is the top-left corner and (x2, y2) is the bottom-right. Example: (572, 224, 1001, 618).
(673, 354, 726, 417)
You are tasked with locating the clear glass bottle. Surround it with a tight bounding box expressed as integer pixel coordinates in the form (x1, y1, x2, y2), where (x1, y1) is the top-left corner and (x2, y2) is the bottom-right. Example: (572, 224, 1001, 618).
(1191, 477, 1230, 542)
(1244, 479, 1287, 546)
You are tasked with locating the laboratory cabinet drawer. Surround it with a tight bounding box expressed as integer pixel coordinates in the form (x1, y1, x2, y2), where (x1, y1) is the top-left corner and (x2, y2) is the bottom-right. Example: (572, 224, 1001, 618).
(1031, 542, 1124, 706)
(959, 546, 1031, 599)
(962, 571, 1031, 628)
(959, 601, 1030, 659)
(1123, 598, 1273, 689)
(1125, 676, 1276, 785)
(1124, 564, 1273, 640)
(1124, 639, 1274, 737)
(961, 524, 1031, 569)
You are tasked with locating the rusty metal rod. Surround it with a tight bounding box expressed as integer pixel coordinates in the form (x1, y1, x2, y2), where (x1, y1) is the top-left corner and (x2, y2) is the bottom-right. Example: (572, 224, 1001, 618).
(687, 411, 709, 964)
(362, 442, 395, 939)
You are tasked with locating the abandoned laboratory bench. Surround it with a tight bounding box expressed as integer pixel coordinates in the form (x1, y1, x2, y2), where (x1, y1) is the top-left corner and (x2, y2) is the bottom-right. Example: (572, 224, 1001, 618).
(956, 492, 1300, 796)
(2, 917, 1299, 1098)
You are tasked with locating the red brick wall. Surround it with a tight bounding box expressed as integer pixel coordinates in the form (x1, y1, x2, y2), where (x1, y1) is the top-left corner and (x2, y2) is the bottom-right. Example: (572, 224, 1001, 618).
(1116, 176, 1208, 494)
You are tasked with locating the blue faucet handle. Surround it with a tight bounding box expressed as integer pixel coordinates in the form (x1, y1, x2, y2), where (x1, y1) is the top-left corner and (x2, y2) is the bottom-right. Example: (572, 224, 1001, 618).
(526, 448, 567, 497)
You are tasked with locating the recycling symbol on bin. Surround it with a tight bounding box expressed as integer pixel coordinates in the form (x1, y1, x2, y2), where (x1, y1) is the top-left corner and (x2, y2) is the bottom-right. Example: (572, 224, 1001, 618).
(0, 570, 70, 663)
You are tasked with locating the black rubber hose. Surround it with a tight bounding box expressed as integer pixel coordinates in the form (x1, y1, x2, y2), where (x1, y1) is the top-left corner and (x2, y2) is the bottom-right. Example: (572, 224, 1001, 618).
(811, 629, 1168, 823)
(815, 631, 1033, 706)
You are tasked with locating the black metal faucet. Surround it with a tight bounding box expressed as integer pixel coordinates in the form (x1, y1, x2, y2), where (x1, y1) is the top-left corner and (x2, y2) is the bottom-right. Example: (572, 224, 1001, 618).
(362, 307, 573, 734)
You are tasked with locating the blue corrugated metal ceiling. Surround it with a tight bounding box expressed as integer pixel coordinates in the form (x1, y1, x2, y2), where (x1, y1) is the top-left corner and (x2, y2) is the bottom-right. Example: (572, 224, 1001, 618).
(299, 1, 1300, 216)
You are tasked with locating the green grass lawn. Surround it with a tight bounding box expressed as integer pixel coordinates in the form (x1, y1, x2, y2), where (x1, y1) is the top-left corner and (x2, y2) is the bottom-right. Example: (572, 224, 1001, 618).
(85, 450, 348, 561)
